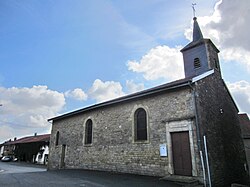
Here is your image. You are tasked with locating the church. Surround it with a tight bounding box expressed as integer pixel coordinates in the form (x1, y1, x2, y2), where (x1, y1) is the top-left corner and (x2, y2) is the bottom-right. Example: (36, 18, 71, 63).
(48, 17, 249, 186)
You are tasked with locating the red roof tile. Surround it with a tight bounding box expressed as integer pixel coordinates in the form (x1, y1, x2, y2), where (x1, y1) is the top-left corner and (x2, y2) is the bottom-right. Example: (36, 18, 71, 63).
(4, 134, 50, 145)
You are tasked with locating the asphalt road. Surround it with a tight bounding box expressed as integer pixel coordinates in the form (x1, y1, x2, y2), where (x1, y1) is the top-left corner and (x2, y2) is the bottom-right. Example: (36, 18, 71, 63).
(0, 162, 181, 187)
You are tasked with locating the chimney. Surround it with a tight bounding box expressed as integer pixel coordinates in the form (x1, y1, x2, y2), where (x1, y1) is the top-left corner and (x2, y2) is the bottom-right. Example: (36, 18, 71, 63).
(14, 137, 17, 141)
(34, 133, 37, 136)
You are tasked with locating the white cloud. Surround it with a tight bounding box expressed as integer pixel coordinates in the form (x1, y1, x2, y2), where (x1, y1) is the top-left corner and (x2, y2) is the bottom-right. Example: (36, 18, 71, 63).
(126, 80, 144, 94)
(208, 0, 250, 51)
(65, 88, 88, 101)
(127, 45, 184, 82)
(88, 79, 125, 103)
(227, 80, 250, 116)
(220, 47, 250, 72)
(0, 85, 65, 142)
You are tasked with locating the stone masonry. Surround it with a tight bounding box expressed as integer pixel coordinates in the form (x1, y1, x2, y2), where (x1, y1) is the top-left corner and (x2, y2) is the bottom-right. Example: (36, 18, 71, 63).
(48, 87, 202, 178)
(195, 71, 249, 186)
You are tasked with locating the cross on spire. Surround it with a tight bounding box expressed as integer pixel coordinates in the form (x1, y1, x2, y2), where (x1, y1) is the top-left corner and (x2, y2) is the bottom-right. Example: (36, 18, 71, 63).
(192, 3, 197, 17)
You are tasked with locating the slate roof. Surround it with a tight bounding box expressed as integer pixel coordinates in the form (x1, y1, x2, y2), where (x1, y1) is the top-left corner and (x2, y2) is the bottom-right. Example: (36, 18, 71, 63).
(180, 38, 219, 53)
(48, 75, 195, 122)
(4, 134, 50, 145)
(192, 17, 203, 42)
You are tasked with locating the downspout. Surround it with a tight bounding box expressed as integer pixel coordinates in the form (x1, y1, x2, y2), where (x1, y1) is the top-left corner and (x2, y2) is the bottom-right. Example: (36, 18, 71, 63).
(188, 81, 201, 155)
(204, 135, 212, 187)
(188, 81, 206, 186)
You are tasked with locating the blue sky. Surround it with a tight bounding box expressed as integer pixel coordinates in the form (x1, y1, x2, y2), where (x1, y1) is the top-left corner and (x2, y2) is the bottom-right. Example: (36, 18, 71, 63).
(0, 0, 250, 142)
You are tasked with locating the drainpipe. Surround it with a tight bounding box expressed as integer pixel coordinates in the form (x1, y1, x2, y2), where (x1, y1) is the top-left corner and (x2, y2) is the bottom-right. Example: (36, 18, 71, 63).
(188, 81, 202, 154)
(204, 135, 212, 187)
(188, 81, 206, 186)
(200, 150, 206, 187)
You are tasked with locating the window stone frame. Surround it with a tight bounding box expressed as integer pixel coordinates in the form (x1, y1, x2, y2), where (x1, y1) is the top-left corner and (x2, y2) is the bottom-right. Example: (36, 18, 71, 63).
(131, 105, 150, 144)
(83, 117, 94, 146)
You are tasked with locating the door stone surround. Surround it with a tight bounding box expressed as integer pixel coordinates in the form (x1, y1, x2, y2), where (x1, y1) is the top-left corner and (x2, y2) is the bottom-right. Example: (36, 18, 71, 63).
(166, 119, 197, 176)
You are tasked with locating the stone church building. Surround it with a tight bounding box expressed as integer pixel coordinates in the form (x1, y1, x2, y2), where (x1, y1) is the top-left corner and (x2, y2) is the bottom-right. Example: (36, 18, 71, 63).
(48, 17, 249, 186)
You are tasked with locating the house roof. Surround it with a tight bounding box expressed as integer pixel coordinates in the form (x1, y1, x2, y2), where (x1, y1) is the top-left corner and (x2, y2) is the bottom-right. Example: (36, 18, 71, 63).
(4, 134, 50, 145)
(238, 114, 250, 138)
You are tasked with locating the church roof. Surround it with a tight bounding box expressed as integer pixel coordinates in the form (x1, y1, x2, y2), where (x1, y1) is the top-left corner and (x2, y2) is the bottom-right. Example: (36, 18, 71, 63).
(192, 17, 203, 42)
(48, 70, 216, 122)
(48, 76, 194, 122)
(181, 38, 219, 53)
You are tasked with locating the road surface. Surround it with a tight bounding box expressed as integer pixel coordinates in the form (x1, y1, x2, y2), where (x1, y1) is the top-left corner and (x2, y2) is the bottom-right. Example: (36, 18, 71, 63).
(0, 162, 181, 187)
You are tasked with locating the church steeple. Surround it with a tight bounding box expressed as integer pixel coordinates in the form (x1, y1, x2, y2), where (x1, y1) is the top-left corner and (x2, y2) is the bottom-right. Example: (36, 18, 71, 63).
(192, 17, 203, 42)
(181, 17, 220, 78)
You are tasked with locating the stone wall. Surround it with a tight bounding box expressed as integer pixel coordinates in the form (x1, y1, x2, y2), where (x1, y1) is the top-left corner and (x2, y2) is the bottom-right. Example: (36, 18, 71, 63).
(195, 71, 249, 186)
(48, 87, 198, 177)
(243, 138, 250, 172)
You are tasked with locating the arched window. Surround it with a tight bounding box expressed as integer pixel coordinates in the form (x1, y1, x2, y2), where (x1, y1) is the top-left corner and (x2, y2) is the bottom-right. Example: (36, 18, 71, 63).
(85, 119, 93, 145)
(134, 108, 147, 141)
(194, 58, 201, 69)
(55, 131, 59, 146)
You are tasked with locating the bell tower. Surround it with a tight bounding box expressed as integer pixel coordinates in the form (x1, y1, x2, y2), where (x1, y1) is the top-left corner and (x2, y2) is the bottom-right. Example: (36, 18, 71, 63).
(181, 17, 221, 78)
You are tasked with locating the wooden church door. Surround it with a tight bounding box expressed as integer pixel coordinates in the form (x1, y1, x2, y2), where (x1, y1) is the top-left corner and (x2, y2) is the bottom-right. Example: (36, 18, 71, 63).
(171, 131, 192, 176)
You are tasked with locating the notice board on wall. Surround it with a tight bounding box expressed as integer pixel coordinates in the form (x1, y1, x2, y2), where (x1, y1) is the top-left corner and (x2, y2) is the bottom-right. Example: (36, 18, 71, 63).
(159, 144, 167, 157)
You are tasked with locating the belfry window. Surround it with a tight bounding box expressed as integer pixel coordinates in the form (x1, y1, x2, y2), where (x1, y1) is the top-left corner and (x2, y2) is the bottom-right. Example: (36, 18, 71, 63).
(85, 119, 93, 145)
(194, 58, 201, 69)
(134, 108, 147, 141)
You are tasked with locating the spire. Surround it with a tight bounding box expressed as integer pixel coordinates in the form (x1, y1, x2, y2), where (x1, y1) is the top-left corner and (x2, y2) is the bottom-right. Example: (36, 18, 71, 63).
(192, 17, 203, 42)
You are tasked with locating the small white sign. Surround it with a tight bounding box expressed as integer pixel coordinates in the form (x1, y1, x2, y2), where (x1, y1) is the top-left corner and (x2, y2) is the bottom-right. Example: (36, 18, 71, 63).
(160, 144, 167, 157)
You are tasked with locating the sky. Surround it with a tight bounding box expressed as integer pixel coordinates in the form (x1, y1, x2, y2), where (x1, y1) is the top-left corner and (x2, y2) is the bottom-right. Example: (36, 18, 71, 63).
(0, 0, 250, 143)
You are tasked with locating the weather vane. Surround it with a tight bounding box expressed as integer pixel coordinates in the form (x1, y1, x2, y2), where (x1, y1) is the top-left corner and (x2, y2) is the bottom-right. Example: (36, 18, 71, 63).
(192, 3, 197, 17)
